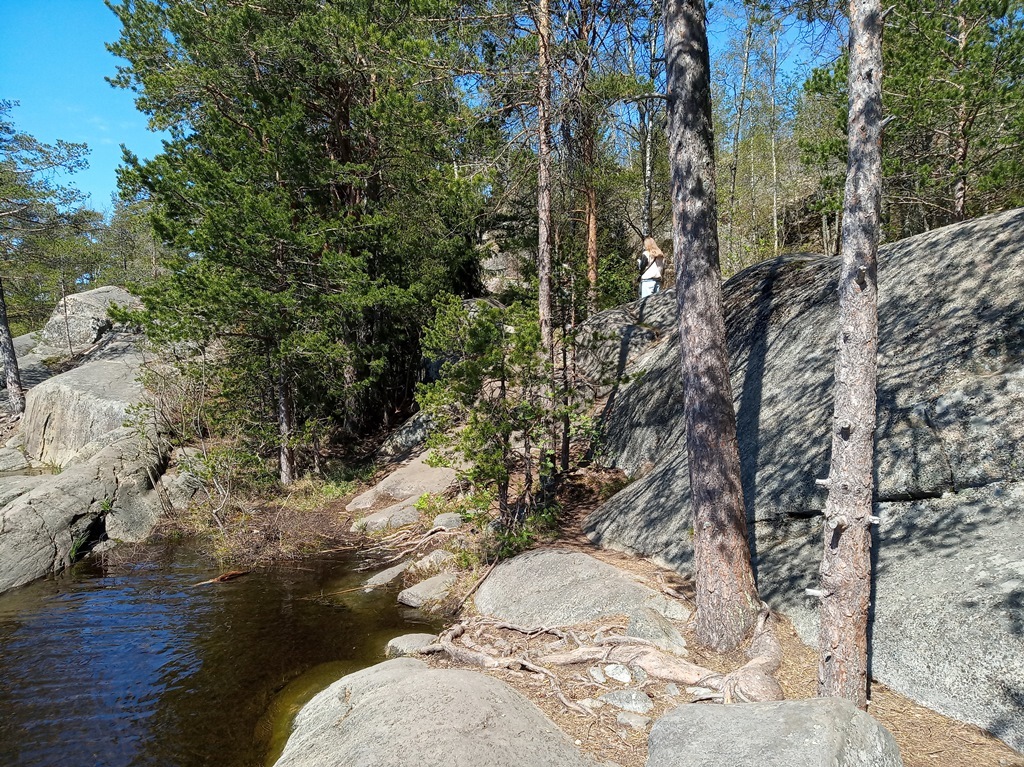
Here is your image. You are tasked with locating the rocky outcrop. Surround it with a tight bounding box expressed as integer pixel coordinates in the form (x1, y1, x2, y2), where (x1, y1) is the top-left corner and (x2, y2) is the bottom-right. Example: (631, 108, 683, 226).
(0, 427, 165, 593)
(22, 350, 146, 467)
(647, 698, 903, 767)
(475, 549, 690, 627)
(0, 287, 170, 595)
(581, 209, 1024, 750)
(274, 658, 601, 767)
(32, 285, 141, 358)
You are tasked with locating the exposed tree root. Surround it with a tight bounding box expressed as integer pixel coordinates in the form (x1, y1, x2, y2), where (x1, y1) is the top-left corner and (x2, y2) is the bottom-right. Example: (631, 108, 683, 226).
(419, 608, 784, 707)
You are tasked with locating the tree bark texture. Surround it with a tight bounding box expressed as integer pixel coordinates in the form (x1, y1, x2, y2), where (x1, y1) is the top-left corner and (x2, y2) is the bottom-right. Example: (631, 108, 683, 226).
(664, 0, 760, 652)
(818, 0, 884, 710)
(0, 277, 25, 415)
(537, 0, 554, 355)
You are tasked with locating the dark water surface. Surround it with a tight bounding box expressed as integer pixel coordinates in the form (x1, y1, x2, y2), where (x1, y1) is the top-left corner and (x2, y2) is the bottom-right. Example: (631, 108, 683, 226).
(0, 547, 438, 767)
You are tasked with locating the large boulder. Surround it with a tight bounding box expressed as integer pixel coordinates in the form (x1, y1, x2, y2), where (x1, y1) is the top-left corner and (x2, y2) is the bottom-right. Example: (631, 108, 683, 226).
(33, 285, 141, 358)
(274, 658, 600, 767)
(346, 454, 456, 512)
(475, 549, 690, 627)
(22, 351, 146, 467)
(582, 209, 1024, 750)
(0, 428, 165, 593)
(647, 698, 903, 767)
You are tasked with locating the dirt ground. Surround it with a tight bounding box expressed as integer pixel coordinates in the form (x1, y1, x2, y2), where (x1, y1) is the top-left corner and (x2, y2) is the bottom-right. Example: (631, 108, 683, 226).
(425, 544, 1024, 767)
(412, 469, 1024, 767)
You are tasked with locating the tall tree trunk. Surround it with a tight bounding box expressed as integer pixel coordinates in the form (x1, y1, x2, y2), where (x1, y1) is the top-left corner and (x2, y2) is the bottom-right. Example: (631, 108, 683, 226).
(817, 0, 884, 710)
(769, 26, 780, 256)
(584, 169, 599, 315)
(0, 277, 25, 415)
(277, 368, 296, 486)
(537, 0, 554, 356)
(664, 0, 760, 652)
(726, 15, 753, 267)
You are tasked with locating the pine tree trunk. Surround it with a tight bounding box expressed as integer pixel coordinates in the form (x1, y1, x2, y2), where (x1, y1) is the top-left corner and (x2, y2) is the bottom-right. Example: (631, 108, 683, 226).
(537, 0, 554, 355)
(585, 181, 599, 315)
(664, 0, 760, 652)
(726, 16, 753, 267)
(0, 277, 25, 415)
(817, 0, 884, 709)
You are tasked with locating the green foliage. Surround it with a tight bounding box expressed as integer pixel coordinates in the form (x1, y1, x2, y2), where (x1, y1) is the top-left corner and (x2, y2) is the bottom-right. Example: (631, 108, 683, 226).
(0, 102, 105, 335)
(107, 0, 489, 479)
(799, 0, 1024, 239)
(417, 295, 564, 528)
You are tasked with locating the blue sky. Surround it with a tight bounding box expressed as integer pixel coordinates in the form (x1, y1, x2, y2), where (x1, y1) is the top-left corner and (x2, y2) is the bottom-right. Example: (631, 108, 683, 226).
(0, 0, 167, 215)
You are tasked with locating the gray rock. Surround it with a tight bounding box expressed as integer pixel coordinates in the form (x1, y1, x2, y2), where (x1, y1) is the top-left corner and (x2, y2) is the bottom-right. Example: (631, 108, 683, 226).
(346, 454, 456, 512)
(604, 664, 632, 684)
(0, 430, 166, 594)
(431, 512, 464, 530)
(627, 607, 688, 655)
(33, 286, 141, 358)
(385, 633, 437, 658)
(664, 683, 680, 698)
(364, 561, 412, 590)
(474, 549, 686, 627)
(4, 433, 25, 450)
(351, 500, 420, 533)
(411, 549, 455, 572)
(582, 210, 1024, 750)
(646, 698, 903, 767)
(397, 573, 457, 609)
(0, 448, 29, 473)
(165, 470, 204, 511)
(617, 712, 650, 731)
(589, 666, 607, 684)
(376, 411, 433, 460)
(0, 474, 50, 507)
(22, 354, 146, 467)
(599, 689, 653, 715)
(274, 658, 599, 767)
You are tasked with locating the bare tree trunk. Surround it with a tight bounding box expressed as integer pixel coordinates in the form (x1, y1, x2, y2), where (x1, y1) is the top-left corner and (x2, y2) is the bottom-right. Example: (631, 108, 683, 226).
(585, 179, 599, 315)
(817, 0, 884, 709)
(277, 368, 296, 486)
(726, 15, 753, 266)
(769, 26, 780, 256)
(0, 277, 25, 415)
(537, 0, 554, 356)
(664, 0, 760, 652)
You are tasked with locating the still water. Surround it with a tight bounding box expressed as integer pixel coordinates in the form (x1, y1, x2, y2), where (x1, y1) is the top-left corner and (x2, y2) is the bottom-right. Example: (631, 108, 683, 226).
(0, 547, 438, 767)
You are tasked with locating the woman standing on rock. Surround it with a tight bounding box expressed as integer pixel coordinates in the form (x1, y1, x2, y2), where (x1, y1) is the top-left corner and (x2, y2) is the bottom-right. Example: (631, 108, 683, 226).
(639, 237, 666, 299)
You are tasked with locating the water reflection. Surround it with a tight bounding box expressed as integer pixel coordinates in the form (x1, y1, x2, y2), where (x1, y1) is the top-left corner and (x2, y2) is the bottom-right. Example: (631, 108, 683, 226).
(0, 547, 438, 767)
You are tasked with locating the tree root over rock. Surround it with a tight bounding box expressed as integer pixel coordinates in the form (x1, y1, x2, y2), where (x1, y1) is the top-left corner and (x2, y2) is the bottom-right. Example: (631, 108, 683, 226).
(419, 606, 784, 709)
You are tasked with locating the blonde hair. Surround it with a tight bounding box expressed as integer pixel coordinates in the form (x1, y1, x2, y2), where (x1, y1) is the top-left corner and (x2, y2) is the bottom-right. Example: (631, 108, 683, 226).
(643, 237, 665, 261)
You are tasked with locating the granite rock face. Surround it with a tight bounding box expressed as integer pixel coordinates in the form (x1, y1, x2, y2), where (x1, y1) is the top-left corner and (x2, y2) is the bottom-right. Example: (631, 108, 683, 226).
(274, 658, 600, 767)
(581, 209, 1024, 751)
(647, 698, 903, 767)
(33, 285, 142, 358)
(474, 548, 690, 631)
(0, 428, 165, 593)
(346, 455, 456, 513)
(22, 351, 146, 468)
